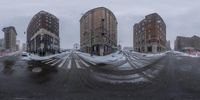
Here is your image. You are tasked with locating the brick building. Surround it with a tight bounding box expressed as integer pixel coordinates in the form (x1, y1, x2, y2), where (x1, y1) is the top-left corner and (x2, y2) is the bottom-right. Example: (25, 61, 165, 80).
(2, 26, 17, 52)
(133, 13, 166, 53)
(175, 35, 200, 51)
(80, 7, 118, 56)
(27, 11, 60, 56)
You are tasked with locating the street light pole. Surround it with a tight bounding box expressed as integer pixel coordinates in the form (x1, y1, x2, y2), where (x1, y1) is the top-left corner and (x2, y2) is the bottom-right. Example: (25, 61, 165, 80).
(101, 18, 105, 56)
(90, 29, 93, 56)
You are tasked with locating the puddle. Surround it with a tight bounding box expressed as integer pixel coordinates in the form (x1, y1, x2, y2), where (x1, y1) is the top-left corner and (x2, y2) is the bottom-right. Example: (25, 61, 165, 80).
(2, 60, 16, 75)
(32, 67, 42, 73)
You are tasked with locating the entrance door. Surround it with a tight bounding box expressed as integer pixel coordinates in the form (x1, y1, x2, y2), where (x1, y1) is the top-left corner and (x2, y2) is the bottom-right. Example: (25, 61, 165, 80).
(100, 47, 104, 56)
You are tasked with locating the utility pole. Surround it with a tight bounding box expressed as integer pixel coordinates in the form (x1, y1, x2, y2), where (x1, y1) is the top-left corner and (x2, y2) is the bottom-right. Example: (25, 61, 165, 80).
(101, 18, 105, 56)
(90, 29, 93, 56)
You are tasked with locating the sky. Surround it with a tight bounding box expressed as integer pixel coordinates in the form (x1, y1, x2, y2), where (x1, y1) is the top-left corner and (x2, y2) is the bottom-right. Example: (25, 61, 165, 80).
(0, 0, 200, 49)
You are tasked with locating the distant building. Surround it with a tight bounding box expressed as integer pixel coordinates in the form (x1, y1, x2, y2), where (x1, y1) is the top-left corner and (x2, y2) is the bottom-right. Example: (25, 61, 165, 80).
(133, 13, 166, 53)
(27, 11, 60, 56)
(123, 47, 134, 51)
(2, 26, 17, 52)
(175, 35, 200, 51)
(16, 40, 20, 51)
(73, 43, 80, 50)
(80, 7, 118, 56)
(22, 43, 26, 51)
(0, 38, 4, 50)
(166, 40, 171, 50)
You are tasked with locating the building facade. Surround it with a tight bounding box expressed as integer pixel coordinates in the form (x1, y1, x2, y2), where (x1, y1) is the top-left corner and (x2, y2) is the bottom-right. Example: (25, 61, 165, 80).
(80, 7, 118, 56)
(0, 38, 4, 51)
(27, 11, 60, 56)
(133, 13, 166, 53)
(16, 40, 20, 51)
(22, 43, 27, 51)
(175, 35, 200, 51)
(123, 47, 134, 51)
(166, 40, 171, 50)
(2, 26, 17, 52)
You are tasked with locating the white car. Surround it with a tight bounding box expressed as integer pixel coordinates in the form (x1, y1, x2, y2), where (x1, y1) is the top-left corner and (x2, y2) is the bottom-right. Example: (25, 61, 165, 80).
(21, 52, 31, 60)
(21, 52, 29, 57)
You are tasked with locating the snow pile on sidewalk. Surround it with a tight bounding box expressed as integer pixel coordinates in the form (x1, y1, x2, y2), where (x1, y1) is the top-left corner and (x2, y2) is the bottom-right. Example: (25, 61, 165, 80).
(6, 51, 21, 56)
(25, 51, 71, 61)
(0, 51, 21, 58)
(76, 51, 126, 64)
(131, 51, 167, 57)
(172, 51, 200, 58)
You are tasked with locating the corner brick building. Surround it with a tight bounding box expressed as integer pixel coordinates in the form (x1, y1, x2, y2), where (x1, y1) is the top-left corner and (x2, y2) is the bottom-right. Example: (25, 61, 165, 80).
(133, 13, 166, 53)
(27, 11, 60, 56)
(80, 7, 118, 56)
(2, 26, 17, 52)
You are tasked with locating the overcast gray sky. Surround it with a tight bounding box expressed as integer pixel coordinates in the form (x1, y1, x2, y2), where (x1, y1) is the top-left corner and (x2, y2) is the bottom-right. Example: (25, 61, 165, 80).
(0, 0, 200, 49)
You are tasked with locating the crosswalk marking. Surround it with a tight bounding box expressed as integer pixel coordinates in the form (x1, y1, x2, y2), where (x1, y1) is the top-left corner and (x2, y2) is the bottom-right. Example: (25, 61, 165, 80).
(67, 59, 71, 69)
(58, 55, 69, 68)
(42, 58, 53, 63)
(45, 59, 58, 64)
(80, 59, 90, 67)
(75, 59, 81, 69)
(86, 60, 96, 65)
(51, 59, 63, 66)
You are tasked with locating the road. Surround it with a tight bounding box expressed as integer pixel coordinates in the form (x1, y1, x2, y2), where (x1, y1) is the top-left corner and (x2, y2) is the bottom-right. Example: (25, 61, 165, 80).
(0, 51, 200, 100)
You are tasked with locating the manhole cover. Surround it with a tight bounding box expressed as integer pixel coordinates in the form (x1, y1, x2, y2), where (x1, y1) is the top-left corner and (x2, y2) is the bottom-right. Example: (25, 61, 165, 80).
(32, 67, 42, 73)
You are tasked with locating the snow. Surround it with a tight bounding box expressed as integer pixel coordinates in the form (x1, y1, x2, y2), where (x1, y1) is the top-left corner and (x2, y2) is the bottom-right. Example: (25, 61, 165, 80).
(32, 67, 42, 73)
(77, 50, 167, 71)
(21, 57, 31, 61)
(116, 62, 134, 70)
(21, 51, 71, 61)
(76, 51, 125, 65)
(131, 51, 167, 57)
(92, 72, 148, 83)
(6, 51, 21, 56)
(172, 51, 200, 58)
(0, 51, 21, 58)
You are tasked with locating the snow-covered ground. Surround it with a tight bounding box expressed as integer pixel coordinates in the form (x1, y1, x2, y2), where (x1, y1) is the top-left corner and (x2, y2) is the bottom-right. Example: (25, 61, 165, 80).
(0, 51, 21, 58)
(76, 51, 126, 65)
(76, 51, 167, 70)
(92, 72, 148, 83)
(77, 50, 167, 83)
(21, 51, 71, 61)
(131, 51, 168, 57)
(172, 51, 200, 58)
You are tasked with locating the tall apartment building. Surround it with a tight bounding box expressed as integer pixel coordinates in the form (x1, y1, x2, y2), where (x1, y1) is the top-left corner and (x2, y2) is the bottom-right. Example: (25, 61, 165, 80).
(2, 26, 17, 52)
(27, 11, 60, 56)
(175, 35, 200, 51)
(133, 13, 166, 53)
(80, 7, 118, 56)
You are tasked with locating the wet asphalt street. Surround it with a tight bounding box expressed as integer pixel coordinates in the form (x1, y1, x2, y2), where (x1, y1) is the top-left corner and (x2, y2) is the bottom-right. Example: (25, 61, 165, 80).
(0, 52, 200, 100)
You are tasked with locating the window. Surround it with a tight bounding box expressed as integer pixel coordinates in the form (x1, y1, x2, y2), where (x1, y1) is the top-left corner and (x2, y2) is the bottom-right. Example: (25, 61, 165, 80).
(142, 27, 144, 31)
(148, 20, 151, 23)
(148, 46, 152, 52)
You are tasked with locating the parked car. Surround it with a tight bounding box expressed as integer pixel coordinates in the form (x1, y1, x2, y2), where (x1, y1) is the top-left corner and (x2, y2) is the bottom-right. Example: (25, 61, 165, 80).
(21, 52, 29, 57)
